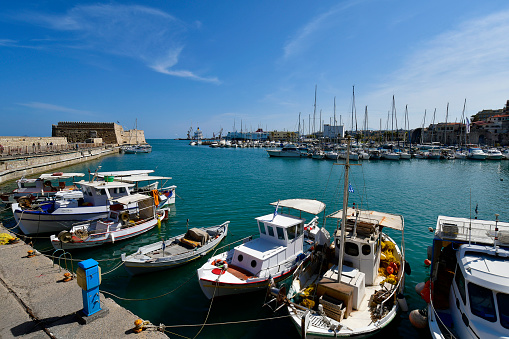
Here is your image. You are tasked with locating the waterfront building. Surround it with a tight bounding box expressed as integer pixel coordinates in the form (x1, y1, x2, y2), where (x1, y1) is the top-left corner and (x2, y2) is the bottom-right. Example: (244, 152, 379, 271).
(323, 124, 344, 139)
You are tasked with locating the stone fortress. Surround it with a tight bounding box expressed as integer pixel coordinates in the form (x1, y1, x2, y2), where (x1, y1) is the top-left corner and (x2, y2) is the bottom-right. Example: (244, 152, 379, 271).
(52, 122, 146, 145)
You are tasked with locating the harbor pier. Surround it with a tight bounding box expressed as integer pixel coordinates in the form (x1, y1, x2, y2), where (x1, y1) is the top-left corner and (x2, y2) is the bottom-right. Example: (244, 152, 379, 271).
(0, 224, 167, 338)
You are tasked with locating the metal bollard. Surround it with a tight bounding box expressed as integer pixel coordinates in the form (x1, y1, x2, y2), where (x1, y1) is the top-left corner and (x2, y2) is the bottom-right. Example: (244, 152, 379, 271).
(77, 259, 102, 316)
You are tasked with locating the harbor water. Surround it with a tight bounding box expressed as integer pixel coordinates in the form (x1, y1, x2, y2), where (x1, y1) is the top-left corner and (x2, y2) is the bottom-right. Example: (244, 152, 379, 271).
(1, 139, 508, 338)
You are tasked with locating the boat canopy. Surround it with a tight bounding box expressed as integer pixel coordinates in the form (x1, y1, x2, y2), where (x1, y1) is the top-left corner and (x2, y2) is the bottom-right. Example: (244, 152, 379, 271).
(97, 170, 154, 177)
(39, 173, 85, 180)
(112, 175, 172, 182)
(111, 193, 151, 205)
(327, 208, 404, 231)
(270, 199, 326, 215)
(75, 180, 135, 189)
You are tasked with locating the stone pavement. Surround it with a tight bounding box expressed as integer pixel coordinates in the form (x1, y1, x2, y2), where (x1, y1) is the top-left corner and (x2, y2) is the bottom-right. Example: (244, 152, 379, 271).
(0, 224, 168, 339)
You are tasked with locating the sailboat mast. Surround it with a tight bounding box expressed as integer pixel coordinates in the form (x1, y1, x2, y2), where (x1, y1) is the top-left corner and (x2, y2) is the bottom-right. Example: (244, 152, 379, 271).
(313, 85, 317, 136)
(337, 137, 351, 282)
(444, 103, 449, 145)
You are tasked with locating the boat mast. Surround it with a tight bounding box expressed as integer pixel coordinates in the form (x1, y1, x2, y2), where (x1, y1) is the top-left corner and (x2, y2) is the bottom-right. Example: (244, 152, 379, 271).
(431, 108, 436, 143)
(313, 85, 317, 136)
(337, 137, 351, 281)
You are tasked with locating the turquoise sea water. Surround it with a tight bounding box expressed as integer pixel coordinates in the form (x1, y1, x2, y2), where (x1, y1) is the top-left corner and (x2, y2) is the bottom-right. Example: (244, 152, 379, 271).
(2, 139, 508, 338)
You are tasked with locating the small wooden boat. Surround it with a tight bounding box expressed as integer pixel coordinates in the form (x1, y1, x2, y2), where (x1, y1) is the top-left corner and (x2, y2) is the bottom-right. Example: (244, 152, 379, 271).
(122, 221, 229, 275)
(50, 194, 161, 250)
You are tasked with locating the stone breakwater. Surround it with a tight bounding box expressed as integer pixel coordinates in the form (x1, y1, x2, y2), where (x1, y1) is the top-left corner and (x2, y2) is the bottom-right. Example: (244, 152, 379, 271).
(0, 146, 119, 184)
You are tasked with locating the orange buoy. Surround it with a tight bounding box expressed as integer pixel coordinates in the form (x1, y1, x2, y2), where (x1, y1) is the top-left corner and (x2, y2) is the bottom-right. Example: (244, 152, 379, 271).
(63, 272, 73, 282)
(424, 259, 431, 266)
(386, 266, 394, 275)
(420, 280, 431, 303)
(27, 250, 35, 258)
(133, 319, 145, 333)
(409, 309, 428, 329)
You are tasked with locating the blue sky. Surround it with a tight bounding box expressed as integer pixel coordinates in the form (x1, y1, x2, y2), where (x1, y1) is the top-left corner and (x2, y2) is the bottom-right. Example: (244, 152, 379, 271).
(2, 1, 509, 139)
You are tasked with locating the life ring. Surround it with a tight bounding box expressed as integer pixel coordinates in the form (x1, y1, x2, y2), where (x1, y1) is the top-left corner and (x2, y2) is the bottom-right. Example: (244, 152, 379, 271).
(52, 172, 63, 176)
(120, 212, 130, 222)
(212, 259, 228, 269)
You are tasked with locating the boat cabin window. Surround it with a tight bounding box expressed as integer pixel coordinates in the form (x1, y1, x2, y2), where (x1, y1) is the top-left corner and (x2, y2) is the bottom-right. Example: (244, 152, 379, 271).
(297, 223, 303, 237)
(21, 182, 37, 188)
(96, 188, 106, 195)
(468, 282, 497, 322)
(276, 227, 285, 240)
(267, 226, 275, 237)
(259, 222, 266, 235)
(455, 264, 467, 304)
(238, 254, 244, 262)
(345, 242, 359, 256)
(496, 293, 509, 329)
(251, 260, 257, 268)
(112, 187, 126, 194)
(287, 225, 296, 240)
(362, 244, 371, 255)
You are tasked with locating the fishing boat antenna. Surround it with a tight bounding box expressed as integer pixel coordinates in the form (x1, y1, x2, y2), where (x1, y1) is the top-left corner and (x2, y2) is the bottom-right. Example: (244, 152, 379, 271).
(469, 188, 472, 245)
(337, 137, 351, 281)
(494, 214, 499, 253)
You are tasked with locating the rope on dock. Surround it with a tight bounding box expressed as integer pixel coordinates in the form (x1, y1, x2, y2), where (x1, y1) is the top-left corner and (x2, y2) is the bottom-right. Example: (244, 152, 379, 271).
(192, 275, 219, 338)
(100, 272, 197, 301)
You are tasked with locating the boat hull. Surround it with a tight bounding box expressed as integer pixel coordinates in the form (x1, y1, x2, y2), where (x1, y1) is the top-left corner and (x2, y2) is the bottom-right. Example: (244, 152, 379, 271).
(123, 223, 229, 275)
(50, 217, 159, 250)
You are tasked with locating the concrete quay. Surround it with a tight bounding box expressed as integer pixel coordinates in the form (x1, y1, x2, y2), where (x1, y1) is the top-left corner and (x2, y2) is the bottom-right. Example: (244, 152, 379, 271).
(0, 224, 167, 339)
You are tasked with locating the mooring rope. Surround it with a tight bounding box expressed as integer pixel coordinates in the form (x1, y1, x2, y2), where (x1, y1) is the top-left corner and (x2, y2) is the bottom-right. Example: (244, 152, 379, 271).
(100, 272, 197, 301)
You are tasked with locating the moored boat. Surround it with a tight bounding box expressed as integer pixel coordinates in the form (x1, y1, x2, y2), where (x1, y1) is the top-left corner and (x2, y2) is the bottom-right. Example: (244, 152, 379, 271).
(197, 199, 329, 299)
(50, 194, 161, 250)
(122, 221, 229, 275)
(268, 138, 406, 338)
(267, 144, 303, 157)
(419, 214, 509, 339)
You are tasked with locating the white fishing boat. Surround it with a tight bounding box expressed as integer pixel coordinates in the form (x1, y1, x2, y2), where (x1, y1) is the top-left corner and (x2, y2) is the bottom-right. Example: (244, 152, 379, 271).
(381, 151, 400, 160)
(122, 221, 229, 275)
(197, 199, 329, 299)
(467, 148, 487, 160)
(12, 180, 138, 235)
(267, 144, 303, 157)
(485, 148, 503, 160)
(50, 194, 161, 250)
(415, 215, 509, 339)
(0, 172, 84, 204)
(123, 144, 152, 153)
(311, 151, 325, 160)
(268, 138, 407, 338)
(97, 170, 176, 219)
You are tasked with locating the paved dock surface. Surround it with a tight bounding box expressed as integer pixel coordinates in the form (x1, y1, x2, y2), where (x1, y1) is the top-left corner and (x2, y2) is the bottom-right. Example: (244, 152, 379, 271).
(0, 225, 168, 339)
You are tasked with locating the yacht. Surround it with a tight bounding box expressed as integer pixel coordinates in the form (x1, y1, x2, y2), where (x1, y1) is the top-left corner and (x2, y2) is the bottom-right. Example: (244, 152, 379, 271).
(467, 148, 487, 160)
(267, 144, 303, 157)
(485, 148, 503, 160)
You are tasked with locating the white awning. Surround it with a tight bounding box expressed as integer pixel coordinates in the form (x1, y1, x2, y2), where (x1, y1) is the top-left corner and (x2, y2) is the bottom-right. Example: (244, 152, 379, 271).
(327, 208, 404, 231)
(270, 199, 326, 215)
(111, 193, 151, 205)
(113, 175, 172, 182)
(39, 173, 85, 180)
(74, 180, 134, 188)
(97, 170, 154, 177)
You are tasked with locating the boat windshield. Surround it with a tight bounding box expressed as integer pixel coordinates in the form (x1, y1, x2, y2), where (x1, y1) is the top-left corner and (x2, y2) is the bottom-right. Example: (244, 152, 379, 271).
(468, 282, 497, 322)
(496, 293, 509, 329)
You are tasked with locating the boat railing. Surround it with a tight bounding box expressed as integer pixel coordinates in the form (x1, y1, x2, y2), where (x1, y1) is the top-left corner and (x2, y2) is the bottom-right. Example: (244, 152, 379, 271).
(437, 217, 509, 245)
(429, 292, 458, 338)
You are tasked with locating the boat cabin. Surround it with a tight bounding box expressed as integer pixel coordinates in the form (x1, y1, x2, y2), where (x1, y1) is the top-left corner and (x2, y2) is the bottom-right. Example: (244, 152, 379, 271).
(68, 180, 135, 207)
(228, 213, 306, 276)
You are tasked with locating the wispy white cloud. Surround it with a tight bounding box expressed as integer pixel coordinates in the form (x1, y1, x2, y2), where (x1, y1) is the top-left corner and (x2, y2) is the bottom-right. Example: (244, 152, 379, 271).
(10, 4, 218, 82)
(18, 102, 95, 116)
(366, 9, 509, 127)
(283, 0, 362, 59)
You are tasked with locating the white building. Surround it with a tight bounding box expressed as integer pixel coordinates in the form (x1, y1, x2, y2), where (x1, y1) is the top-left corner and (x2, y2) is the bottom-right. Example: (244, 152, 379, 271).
(323, 124, 344, 139)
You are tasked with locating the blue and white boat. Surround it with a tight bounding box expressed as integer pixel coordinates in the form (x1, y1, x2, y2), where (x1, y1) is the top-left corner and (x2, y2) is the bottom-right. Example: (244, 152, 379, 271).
(267, 144, 303, 157)
(12, 180, 139, 235)
(422, 214, 509, 339)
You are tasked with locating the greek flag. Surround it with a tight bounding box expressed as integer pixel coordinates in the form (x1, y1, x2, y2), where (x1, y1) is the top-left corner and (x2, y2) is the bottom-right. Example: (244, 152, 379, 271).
(466, 117, 471, 134)
(272, 200, 280, 221)
(348, 183, 354, 193)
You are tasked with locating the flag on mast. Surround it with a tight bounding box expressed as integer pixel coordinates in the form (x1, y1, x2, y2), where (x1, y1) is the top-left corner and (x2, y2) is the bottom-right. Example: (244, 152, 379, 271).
(348, 183, 354, 193)
(271, 200, 280, 221)
(466, 117, 471, 134)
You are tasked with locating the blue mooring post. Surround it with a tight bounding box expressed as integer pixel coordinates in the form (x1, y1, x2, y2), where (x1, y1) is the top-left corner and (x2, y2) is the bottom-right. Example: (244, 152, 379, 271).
(77, 259, 101, 316)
